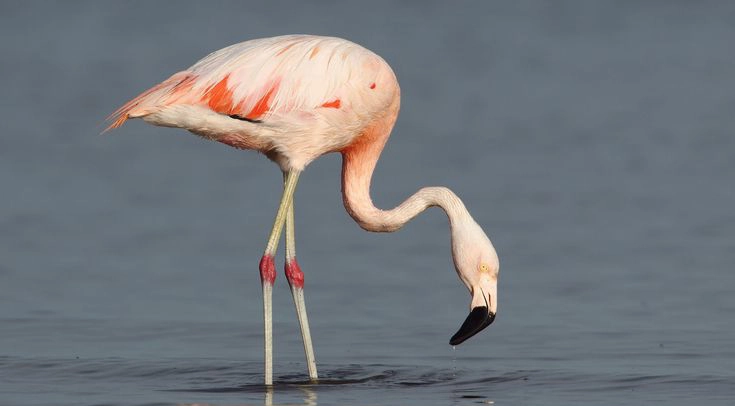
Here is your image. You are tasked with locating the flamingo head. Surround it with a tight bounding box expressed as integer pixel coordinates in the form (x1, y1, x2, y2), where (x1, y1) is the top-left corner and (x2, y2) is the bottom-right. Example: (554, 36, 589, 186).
(449, 219, 499, 345)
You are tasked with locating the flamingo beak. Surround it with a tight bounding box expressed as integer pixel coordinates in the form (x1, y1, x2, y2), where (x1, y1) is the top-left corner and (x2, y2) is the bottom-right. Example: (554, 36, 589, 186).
(449, 306, 495, 345)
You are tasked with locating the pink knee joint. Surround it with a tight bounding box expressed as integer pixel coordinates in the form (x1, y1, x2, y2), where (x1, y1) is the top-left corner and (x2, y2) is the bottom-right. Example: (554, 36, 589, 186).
(259, 254, 276, 285)
(285, 259, 304, 289)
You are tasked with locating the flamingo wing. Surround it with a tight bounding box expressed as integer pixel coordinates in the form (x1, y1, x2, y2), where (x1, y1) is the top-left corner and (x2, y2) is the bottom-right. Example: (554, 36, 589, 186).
(106, 35, 376, 131)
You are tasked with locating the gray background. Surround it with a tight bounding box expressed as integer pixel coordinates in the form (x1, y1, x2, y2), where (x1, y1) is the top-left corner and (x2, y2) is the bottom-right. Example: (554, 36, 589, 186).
(1, 1, 734, 405)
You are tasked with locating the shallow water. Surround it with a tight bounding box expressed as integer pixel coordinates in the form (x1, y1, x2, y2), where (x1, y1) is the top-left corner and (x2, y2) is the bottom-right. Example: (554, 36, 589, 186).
(2, 1, 735, 405)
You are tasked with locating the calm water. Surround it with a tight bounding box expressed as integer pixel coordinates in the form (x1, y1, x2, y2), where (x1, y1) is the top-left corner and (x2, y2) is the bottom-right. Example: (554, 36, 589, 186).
(2, 1, 734, 405)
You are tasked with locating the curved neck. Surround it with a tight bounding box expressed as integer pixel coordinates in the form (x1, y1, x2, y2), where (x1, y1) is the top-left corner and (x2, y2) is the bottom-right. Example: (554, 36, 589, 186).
(341, 122, 472, 233)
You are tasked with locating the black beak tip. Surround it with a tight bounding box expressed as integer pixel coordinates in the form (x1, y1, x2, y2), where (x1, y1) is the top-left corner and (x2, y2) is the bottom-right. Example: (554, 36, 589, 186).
(449, 307, 495, 346)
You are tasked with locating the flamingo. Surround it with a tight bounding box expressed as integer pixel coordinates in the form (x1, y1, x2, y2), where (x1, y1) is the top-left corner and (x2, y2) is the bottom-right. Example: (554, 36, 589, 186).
(107, 35, 499, 385)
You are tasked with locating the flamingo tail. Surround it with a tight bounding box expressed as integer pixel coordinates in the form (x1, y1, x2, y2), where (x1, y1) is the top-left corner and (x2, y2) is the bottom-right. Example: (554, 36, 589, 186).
(104, 71, 196, 132)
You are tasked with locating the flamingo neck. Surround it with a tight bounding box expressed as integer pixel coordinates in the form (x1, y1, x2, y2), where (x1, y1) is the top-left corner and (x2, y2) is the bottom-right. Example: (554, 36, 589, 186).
(341, 120, 472, 233)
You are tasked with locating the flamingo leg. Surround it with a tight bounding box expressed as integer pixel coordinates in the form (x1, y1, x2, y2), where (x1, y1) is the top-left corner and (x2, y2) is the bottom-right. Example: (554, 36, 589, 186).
(260, 170, 301, 386)
(284, 190, 319, 381)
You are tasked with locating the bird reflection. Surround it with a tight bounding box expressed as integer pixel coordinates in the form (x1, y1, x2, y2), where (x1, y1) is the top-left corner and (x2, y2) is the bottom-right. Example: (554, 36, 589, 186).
(263, 385, 317, 406)
(178, 384, 316, 406)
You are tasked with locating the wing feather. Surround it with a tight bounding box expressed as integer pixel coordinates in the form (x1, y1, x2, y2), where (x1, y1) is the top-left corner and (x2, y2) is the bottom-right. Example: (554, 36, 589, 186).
(107, 35, 381, 131)
(188, 35, 368, 118)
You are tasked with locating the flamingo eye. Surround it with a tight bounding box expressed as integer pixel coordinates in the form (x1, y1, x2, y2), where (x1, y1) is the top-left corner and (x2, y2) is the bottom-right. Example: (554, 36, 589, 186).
(480, 264, 489, 273)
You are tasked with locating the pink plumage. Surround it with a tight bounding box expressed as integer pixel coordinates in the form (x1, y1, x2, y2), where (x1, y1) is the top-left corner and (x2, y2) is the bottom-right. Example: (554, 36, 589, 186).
(107, 35, 399, 170)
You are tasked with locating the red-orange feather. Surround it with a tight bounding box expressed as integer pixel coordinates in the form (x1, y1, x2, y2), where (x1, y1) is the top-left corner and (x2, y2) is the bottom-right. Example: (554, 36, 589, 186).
(246, 85, 278, 119)
(204, 74, 238, 115)
(321, 99, 341, 109)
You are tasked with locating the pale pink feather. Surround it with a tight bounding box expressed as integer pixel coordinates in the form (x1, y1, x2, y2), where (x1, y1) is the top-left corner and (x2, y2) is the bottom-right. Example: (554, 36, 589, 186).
(106, 35, 385, 132)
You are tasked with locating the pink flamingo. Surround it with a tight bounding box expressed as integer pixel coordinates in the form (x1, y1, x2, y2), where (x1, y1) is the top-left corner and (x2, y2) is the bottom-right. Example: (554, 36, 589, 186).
(107, 35, 499, 385)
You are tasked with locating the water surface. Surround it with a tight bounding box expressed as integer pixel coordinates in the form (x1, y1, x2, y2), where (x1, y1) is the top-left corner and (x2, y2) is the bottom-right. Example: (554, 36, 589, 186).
(1, 1, 734, 405)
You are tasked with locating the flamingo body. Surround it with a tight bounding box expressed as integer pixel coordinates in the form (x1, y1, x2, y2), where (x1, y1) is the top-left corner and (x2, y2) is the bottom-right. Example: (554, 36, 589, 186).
(108, 35, 400, 171)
